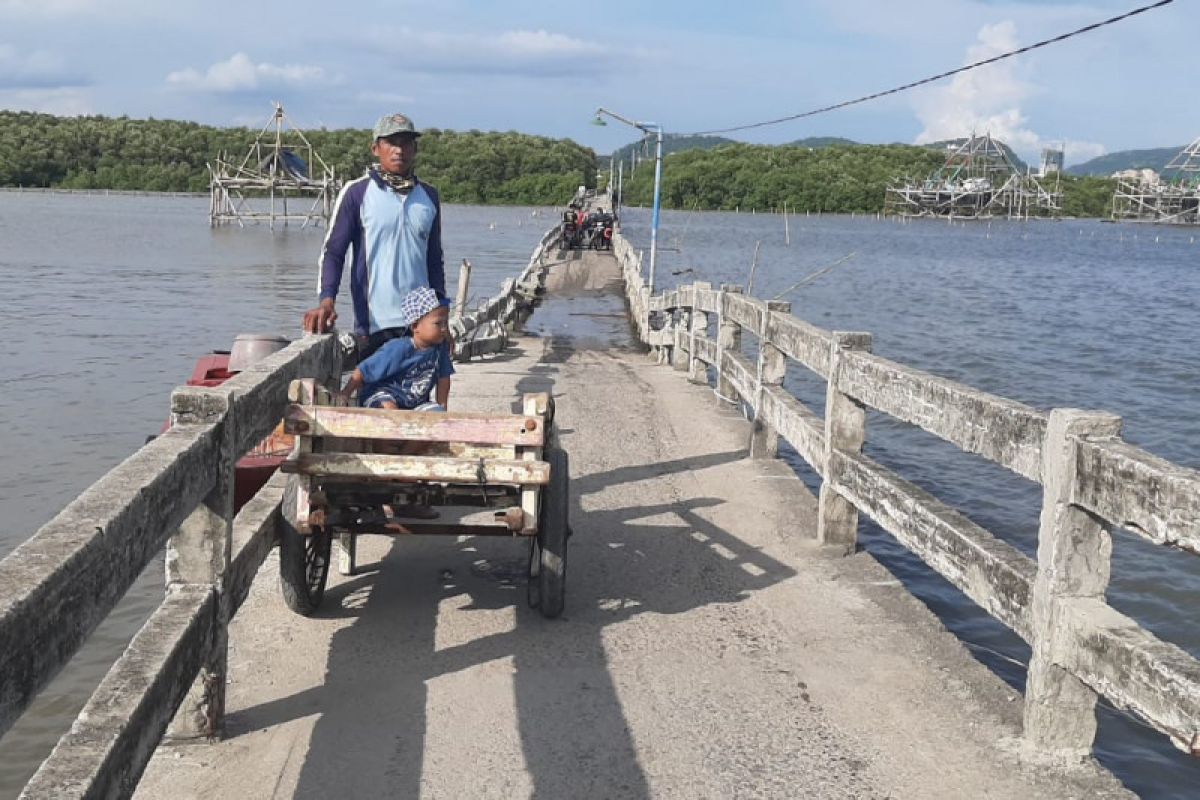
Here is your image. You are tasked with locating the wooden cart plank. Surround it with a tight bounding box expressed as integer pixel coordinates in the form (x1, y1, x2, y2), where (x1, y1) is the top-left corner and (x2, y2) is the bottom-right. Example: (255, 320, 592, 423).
(284, 452, 551, 485)
(518, 393, 544, 535)
(335, 522, 524, 537)
(284, 406, 544, 446)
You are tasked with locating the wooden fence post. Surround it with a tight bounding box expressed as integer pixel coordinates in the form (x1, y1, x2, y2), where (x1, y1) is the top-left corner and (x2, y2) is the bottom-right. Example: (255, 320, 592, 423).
(1023, 408, 1122, 761)
(688, 281, 711, 385)
(165, 386, 236, 740)
(717, 284, 744, 401)
(750, 299, 791, 458)
(818, 331, 873, 554)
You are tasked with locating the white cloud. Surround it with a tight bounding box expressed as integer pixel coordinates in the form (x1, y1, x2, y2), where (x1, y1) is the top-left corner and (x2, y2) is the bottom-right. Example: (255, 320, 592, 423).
(1058, 138, 1106, 164)
(494, 29, 606, 59)
(0, 0, 95, 14)
(356, 90, 416, 107)
(361, 27, 616, 76)
(911, 21, 1104, 164)
(0, 0, 170, 19)
(0, 43, 83, 88)
(166, 52, 327, 93)
(0, 86, 92, 115)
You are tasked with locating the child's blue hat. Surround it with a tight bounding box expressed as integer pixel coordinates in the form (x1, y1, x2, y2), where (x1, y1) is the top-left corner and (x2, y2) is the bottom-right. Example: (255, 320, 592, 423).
(399, 286, 441, 327)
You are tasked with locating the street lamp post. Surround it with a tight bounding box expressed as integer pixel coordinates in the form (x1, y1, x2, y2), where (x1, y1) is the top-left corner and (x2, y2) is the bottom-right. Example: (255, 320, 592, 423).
(592, 107, 664, 293)
(616, 159, 624, 218)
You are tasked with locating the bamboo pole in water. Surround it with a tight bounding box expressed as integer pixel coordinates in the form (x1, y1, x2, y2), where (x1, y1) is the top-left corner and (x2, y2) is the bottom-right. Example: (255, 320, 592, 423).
(746, 240, 763, 297)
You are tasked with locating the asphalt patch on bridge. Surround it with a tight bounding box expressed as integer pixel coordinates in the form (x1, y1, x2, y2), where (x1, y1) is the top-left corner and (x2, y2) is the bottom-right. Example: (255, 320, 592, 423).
(524, 251, 642, 352)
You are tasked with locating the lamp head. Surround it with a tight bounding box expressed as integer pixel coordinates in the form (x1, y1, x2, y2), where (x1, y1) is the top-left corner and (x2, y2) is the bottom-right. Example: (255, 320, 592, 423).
(591, 114, 607, 127)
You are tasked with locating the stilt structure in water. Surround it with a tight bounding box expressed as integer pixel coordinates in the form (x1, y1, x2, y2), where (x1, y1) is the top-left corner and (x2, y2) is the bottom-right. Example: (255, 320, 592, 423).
(884, 133, 1061, 220)
(1110, 136, 1200, 225)
(208, 103, 341, 229)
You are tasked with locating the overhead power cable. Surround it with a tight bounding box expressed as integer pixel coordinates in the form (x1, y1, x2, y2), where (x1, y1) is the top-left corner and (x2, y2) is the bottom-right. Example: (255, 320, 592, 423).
(679, 0, 1174, 137)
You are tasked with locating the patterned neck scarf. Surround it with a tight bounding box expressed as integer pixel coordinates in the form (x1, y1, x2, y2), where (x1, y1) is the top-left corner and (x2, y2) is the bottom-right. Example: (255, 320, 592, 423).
(372, 165, 416, 194)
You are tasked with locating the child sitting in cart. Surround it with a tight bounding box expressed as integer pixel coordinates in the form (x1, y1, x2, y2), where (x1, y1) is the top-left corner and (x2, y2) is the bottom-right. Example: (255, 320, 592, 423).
(337, 286, 454, 410)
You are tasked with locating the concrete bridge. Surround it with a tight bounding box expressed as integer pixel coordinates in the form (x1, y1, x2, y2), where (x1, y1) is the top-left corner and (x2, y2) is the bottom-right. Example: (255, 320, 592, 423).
(3, 209, 1198, 798)
(133, 251, 1124, 799)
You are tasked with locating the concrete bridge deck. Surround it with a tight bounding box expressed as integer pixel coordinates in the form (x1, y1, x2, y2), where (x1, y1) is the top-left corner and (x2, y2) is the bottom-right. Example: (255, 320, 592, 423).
(135, 251, 1126, 799)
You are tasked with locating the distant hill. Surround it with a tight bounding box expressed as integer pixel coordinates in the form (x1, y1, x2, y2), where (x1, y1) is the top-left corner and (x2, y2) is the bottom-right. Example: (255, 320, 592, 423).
(786, 136, 859, 148)
(602, 134, 736, 168)
(1066, 146, 1187, 177)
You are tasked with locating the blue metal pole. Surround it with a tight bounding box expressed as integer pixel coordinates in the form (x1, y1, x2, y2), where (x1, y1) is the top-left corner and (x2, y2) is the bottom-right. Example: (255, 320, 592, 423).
(649, 126, 663, 293)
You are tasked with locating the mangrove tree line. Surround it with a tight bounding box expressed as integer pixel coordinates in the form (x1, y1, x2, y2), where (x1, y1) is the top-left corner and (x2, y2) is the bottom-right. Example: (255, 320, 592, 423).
(0, 111, 597, 205)
(616, 142, 1117, 218)
(0, 111, 1117, 215)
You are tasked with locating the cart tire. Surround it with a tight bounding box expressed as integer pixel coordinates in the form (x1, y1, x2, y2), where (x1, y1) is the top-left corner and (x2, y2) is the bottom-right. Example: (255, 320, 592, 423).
(278, 476, 332, 616)
(537, 447, 569, 619)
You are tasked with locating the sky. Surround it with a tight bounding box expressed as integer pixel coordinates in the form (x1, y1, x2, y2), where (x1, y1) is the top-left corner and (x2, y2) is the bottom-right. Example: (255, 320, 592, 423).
(0, 0, 1195, 166)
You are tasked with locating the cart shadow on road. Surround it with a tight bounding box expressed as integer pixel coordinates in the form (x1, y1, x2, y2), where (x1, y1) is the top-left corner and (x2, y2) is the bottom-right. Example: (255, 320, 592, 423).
(229, 455, 798, 796)
(238, 280, 798, 798)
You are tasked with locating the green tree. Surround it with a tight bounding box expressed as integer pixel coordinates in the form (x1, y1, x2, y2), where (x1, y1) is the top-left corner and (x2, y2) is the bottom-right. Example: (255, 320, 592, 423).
(0, 111, 598, 204)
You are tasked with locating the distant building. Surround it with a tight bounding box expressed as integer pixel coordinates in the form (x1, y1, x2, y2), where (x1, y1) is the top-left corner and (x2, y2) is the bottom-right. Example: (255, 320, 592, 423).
(1112, 168, 1160, 184)
(1038, 147, 1064, 177)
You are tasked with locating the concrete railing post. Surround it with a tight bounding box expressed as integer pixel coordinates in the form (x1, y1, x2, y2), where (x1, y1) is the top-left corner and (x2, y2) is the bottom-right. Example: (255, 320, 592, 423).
(1023, 408, 1123, 762)
(750, 299, 791, 458)
(500, 278, 517, 332)
(717, 284, 744, 402)
(165, 386, 236, 740)
(649, 295, 665, 364)
(638, 286, 651, 345)
(454, 258, 472, 317)
(688, 281, 711, 385)
(818, 331, 873, 554)
(672, 303, 691, 372)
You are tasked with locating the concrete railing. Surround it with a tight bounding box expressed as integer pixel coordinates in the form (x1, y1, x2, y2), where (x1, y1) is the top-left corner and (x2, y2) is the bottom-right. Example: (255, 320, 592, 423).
(450, 222, 561, 360)
(0, 219, 564, 798)
(611, 226, 1200, 765)
(0, 335, 343, 798)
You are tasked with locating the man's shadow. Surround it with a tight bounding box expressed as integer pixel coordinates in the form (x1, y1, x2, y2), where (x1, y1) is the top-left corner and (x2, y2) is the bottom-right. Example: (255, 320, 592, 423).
(227, 330, 795, 799)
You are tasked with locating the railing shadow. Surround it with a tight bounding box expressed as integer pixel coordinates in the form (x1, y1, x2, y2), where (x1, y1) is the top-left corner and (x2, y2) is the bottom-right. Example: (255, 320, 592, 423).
(227, 362, 795, 798)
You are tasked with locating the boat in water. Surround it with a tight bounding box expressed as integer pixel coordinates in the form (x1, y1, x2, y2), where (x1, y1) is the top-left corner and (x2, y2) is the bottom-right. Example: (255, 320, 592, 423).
(171, 334, 295, 511)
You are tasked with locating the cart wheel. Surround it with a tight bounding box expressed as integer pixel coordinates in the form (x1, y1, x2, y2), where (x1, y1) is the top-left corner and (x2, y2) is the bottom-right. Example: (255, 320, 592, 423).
(535, 447, 569, 619)
(278, 476, 332, 616)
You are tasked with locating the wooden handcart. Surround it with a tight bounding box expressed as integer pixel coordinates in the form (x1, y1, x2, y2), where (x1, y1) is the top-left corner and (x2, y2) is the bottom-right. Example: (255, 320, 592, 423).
(277, 380, 569, 618)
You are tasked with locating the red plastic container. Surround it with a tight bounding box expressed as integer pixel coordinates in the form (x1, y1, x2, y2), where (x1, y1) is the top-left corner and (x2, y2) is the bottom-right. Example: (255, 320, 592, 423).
(179, 351, 295, 512)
